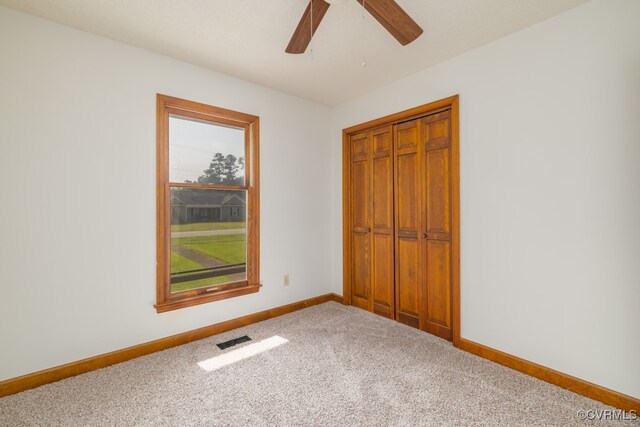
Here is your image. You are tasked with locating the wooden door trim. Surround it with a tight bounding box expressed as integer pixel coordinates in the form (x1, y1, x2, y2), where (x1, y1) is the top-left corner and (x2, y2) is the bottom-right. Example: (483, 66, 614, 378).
(343, 96, 459, 135)
(450, 97, 461, 346)
(342, 132, 353, 306)
(342, 95, 460, 342)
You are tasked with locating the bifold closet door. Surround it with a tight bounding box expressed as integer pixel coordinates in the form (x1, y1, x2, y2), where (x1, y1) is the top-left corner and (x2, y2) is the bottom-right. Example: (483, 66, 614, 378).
(394, 119, 423, 328)
(347, 107, 454, 340)
(422, 111, 453, 340)
(348, 128, 395, 316)
(370, 126, 394, 319)
(349, 131, 371, 311)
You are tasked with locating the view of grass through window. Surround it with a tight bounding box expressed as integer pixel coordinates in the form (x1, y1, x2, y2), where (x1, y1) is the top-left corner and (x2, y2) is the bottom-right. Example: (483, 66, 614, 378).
(170, 188, 247, 293)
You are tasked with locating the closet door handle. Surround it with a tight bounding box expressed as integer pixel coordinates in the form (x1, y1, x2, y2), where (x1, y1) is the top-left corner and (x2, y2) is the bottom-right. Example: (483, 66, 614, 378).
(421, 232, 427, 239)
(353, 226, 371, 234)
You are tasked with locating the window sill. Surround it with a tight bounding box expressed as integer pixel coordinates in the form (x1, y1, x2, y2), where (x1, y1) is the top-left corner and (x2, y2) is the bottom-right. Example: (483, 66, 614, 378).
(154, 283, 261, 313)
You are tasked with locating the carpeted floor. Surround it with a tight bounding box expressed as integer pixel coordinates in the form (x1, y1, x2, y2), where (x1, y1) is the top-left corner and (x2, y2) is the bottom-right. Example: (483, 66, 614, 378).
(0, 302, 637, 426)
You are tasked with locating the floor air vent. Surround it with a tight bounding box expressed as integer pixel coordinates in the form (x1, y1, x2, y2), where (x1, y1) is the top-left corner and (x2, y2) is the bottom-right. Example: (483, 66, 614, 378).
(216, 335, 251, 350)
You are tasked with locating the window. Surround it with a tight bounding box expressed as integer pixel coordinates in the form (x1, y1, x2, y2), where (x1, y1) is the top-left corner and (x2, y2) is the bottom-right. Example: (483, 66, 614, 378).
(155, 95, 260, 313)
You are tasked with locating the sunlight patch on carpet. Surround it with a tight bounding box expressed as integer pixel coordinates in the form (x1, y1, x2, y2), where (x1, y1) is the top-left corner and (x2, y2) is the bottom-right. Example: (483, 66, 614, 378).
(198, 335, 289, 372)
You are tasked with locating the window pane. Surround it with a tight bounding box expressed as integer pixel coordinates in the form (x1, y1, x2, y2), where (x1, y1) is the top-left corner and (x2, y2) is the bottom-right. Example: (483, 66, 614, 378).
(169, 115, 245, 185)
(170, 187, 247, 293)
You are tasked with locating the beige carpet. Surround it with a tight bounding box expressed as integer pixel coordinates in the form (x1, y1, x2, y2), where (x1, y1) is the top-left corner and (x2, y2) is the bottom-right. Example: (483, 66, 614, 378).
(0, 302, 637, 426)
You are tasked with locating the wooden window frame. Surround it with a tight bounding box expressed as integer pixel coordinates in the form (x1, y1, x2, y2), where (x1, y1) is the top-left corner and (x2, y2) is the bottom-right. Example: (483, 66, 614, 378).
(155, 94, 260, 313)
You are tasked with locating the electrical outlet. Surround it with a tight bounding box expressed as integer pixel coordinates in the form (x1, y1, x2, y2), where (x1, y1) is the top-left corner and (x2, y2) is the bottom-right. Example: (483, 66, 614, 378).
(283, 274, 290, 286)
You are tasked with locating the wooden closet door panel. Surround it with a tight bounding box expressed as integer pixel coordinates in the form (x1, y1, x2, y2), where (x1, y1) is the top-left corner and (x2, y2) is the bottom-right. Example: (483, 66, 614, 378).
(371, 127, 394, 318)
(394, 120, 422, 328)
(426, 240, 451, 333)
(372, 156, 392, 228)
(350, 132, 371, 310)
(352, 230, 370, 308)
(422, 111, 452, 340)
(372, 233, 393, 316)
(397, 236, 419, 327)
(425, 145, 450, 235)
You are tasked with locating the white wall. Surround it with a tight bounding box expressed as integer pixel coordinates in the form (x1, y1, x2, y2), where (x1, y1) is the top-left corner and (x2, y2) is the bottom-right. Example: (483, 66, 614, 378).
(0, 7, 333, 381)
(331, 0, 640, 398)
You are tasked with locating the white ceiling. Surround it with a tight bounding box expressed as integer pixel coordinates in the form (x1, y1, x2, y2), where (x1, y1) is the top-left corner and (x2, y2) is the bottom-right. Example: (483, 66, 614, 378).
(0, 0, 588, 106)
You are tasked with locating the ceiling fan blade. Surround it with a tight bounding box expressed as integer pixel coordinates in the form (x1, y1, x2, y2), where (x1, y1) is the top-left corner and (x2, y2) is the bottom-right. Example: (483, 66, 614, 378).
(356, 0, 423, 45)
(286, 0, 331, 54)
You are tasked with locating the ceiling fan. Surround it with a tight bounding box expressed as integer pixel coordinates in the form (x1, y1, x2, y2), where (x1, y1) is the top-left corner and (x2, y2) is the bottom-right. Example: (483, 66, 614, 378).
(286, 0, 423, 54)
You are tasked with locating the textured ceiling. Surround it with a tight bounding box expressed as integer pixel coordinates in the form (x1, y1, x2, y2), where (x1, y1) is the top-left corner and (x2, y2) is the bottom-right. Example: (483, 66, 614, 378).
(0, 0, 588, 106)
